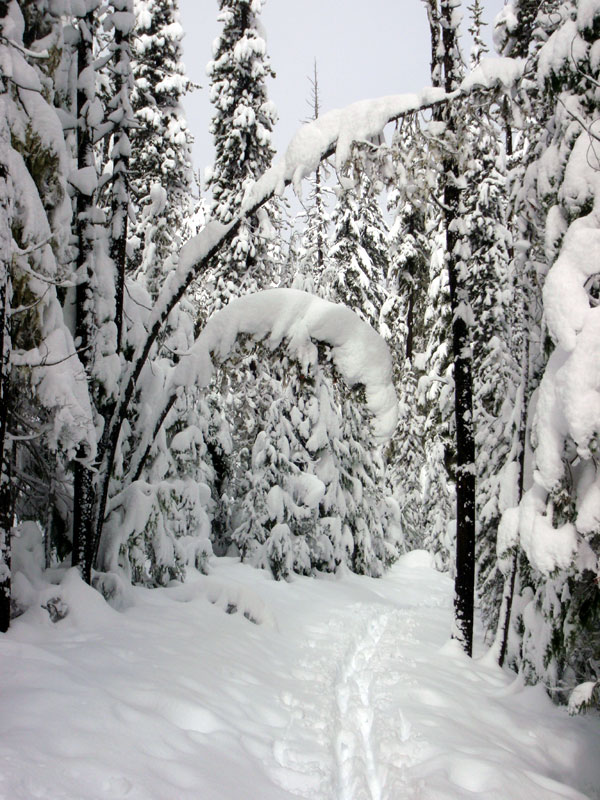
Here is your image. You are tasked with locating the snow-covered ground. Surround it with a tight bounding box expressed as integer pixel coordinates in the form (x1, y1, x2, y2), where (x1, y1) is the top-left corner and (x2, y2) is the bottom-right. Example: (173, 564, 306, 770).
(1, 552, 598, 800)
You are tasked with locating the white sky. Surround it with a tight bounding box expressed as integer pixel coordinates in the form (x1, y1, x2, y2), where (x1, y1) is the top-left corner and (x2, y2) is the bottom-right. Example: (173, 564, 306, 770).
(179, 0, 507, 185)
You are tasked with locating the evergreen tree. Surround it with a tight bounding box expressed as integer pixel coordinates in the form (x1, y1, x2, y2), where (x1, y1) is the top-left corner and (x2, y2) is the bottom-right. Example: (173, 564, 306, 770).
(385, 115, 432, 553)
(0, 0, 95, 626)
(494, 0, 600, 704)
(204, 0, 278, 307)
(459, 2, 521, 644)
(129, 0, 195, 293)
(201, 0, 284, 558)
(423, 0, 480, 654)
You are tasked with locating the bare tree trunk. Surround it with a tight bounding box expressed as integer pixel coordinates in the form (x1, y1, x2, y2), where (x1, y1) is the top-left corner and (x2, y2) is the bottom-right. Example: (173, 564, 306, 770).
(71, 5, 98, 584)
(0, 50, 13, 630)
(429, 0, 476, 655)
(0, 256, 11, 633)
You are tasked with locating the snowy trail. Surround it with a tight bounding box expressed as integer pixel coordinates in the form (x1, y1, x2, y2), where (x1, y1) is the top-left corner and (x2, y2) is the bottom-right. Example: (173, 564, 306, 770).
(273, 602, 424, 800)
(270, 556, 598, 800)
(1, 553, 599, 800)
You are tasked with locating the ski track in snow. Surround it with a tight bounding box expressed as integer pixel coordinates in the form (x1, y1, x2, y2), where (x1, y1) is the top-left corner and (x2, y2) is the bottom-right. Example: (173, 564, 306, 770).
(269, 567, 598, 800)
(274, 603, 430, 800)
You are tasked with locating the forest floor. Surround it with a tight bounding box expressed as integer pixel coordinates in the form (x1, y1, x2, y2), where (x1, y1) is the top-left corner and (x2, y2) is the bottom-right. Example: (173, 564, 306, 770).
(1, 551, 599, 800)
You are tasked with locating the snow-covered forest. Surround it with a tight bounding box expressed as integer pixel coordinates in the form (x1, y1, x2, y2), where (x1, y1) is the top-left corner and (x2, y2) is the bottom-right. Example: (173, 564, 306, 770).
(1, 0, 600, 795)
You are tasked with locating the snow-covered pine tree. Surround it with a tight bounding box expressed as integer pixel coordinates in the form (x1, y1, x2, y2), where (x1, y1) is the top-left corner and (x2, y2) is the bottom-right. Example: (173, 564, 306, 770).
(97, 0, 215, 588)
(459, 1, 522, 646)
(106, 0, 135, 354)
(201, 0, 284, 557)
(318, 145, 401, 574)
(129, 0, 195, 291)
(386, 113, 435, 554)
(327, 146, 388, 328)
(422, 0, 480, 654)
(419, 226, 456, 571)
(0, 0, 95, 626)
(226, 342, 323, 579)
(490, 0, 551, 669)
(494, 0, 600, 704)
(204, 0, 278, 307)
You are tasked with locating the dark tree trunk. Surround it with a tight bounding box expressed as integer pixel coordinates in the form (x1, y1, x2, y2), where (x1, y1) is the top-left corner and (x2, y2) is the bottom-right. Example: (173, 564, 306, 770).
(0, 45, 13, 629)
(434, 0, 477, 656)
(0, 262, 11, 632)
(71, 7, 98, 584)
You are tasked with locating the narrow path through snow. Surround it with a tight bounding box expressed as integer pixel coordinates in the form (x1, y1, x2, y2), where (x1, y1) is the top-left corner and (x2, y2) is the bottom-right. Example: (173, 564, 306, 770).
(274, 602, 428, 799)
(269, 555, 598, 800)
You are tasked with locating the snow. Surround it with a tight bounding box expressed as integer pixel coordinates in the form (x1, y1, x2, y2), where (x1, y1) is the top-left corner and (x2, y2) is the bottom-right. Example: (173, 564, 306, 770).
(174, 289, 398, 443)
(1, 554, 598, 800)
(537, 20, 588, 86)
(460, 56, 525, 92)
(68, 165, 98, 196)
(242, 88, 449, 206)
(577, 0, 600, 32)
(12, 325, 96, 458)
(519, 489, 579, 576)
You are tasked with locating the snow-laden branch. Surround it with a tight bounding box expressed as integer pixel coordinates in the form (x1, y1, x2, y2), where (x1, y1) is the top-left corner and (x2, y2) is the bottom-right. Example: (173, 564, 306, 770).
(145, 59, 525, 341)
(97, 60, 525, 542)
(172, 289, 398, 443)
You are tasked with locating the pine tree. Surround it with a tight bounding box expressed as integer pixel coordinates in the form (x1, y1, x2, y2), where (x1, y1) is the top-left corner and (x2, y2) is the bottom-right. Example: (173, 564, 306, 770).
(459, 1, 522, 645)
(495, 0, 600, 703)
(0, 0, 95, 625)
(204, 0, 278, 307)
(200, 0, 283, 558)
(327, 146, 389, 329)
(385, 114, 432, 553)
(422, 0, 479, 654)
(129, 0, 195, 293)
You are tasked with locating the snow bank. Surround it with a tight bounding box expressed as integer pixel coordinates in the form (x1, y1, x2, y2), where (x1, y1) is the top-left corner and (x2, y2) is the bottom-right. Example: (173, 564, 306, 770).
(1, 556, 598, 799)
(173, 289, 398, 443)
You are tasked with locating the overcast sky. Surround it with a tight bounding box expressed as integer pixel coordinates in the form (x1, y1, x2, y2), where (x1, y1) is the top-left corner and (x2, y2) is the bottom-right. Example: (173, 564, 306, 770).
(179, 0, 507, 183)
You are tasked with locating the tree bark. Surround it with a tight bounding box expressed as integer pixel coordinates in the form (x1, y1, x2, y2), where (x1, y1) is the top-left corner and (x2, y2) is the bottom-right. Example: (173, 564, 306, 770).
(0, 47, 13, 629)
(71, 7, 98, 584)
(437, 0, 477, 656)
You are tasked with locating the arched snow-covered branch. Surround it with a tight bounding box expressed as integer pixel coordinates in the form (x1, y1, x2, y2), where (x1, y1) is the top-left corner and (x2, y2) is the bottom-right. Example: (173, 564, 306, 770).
(173, 289, 398, 443)
(96, 61, 523, 556)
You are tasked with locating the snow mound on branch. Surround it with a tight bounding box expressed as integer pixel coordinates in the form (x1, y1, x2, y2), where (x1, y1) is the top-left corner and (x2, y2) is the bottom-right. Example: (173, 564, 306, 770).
(460, 57, 525, 92)
(174, 289, 398, 443)
(242, 88, 448, 203)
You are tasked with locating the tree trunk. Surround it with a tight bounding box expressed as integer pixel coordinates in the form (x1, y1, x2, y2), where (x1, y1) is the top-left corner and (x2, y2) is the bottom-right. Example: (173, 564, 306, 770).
(438, 0, 477, 656)
(0, 246, 11, 633)
(0, 62, 13, 630)
(71, 7, 98, 583)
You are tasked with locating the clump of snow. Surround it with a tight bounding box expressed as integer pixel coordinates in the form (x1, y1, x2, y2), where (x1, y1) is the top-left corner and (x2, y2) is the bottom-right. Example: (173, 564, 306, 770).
(174, 289, 398, 443)
(568, 680, 599, 715)
(460, 56, 525, 92)
(537, 20, 588, 86)
(518, 489, 578, 575)
(577, 0, 600, 33)
(13, 326, 96, 459)
(542, 179, 600, 354)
